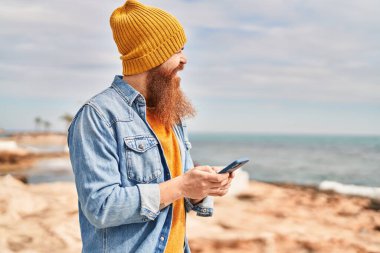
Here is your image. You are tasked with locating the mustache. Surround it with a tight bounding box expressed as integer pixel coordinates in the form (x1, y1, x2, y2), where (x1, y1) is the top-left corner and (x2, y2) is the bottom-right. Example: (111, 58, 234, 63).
(169, 63, 185, 77)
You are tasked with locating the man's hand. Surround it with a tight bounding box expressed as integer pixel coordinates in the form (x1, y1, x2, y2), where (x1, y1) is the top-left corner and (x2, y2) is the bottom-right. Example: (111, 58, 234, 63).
(179, 166, 234, 200)
(211, 167, 235, 196)
(159, 166, 236, 210)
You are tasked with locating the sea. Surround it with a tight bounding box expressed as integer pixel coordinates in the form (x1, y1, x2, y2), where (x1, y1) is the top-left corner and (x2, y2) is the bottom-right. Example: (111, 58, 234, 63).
(8, 133, 380, 188)
(189, 133, 380, 188)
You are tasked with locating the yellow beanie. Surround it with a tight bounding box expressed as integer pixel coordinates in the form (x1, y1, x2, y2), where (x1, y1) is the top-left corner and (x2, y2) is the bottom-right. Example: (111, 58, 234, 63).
(110, 0, 187, 75)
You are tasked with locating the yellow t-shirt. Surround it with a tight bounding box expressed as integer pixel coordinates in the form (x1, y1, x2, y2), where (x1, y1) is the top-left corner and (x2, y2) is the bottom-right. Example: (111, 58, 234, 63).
(146, 111, 186, 253)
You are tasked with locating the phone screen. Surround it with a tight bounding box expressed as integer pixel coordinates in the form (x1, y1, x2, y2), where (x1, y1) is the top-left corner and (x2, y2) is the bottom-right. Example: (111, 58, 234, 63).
(218, 158, 249, 174)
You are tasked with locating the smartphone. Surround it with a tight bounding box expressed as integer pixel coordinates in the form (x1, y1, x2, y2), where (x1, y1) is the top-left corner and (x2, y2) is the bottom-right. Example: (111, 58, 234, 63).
(218, 158, 250, 174)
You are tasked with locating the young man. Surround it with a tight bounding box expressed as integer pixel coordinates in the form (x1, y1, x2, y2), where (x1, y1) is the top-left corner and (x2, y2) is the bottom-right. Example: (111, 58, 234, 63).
(68, 1, 234, 252)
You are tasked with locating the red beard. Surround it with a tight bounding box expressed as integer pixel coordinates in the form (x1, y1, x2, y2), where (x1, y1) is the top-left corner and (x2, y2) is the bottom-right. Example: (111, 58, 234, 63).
(146, 63, 196, 127)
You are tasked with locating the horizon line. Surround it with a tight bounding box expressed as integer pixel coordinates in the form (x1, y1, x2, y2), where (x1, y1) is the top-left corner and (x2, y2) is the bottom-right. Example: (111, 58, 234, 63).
(1, 129, 379, 137)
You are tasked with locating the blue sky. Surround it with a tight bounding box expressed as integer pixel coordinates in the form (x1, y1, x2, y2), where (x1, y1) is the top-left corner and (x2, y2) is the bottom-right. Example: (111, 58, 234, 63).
(0, 0, 379, 135)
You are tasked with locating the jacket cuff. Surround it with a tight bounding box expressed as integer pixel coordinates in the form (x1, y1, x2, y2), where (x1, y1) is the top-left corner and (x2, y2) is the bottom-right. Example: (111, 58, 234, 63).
(137, 184, 160, 221)
(184, 196, 214, 217)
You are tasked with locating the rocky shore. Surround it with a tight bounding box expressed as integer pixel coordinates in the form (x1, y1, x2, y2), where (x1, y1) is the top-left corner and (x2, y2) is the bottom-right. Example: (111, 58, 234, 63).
(1, 175, 379, 253)
(0, 133, 68, 175)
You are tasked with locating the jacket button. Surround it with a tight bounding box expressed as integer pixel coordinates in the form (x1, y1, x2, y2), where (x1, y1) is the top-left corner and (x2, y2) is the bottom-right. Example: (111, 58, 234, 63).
(138, 97, 144, 103)
(160, 236, 165, 241)
(138, 143, 144, 150)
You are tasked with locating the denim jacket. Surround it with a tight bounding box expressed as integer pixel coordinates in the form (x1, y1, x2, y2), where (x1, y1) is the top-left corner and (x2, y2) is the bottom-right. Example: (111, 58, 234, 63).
(67, 75, 213, 253)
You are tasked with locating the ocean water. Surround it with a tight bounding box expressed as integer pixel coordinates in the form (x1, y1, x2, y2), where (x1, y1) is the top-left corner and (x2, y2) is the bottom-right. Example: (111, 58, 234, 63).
(24, 158, 75, 184)
(10, 134, 380, 187)
(189, 134, 380, 187)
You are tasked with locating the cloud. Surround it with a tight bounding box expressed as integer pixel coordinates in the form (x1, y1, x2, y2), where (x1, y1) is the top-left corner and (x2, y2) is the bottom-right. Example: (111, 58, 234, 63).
(0, 0, 379, 132)
(0, 0, 121, 100)
(172, 1, 380, 105)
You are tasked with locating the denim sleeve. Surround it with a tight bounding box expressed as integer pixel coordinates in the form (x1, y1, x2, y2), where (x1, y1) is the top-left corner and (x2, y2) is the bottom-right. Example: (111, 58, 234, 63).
(68, 104, 160, 229)
(184, 196, 214, 217)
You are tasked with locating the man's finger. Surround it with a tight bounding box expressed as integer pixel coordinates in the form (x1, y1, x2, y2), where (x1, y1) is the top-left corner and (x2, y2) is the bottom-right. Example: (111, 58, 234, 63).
(210, 183, 231, 191)
(206, 173, 228, 183)
(211, 166, 223, 173)
(197, 166, 214, 173)
(208, 182, 225, 188)
(220, 178, 229, 186)
(208, 188, 228, 196)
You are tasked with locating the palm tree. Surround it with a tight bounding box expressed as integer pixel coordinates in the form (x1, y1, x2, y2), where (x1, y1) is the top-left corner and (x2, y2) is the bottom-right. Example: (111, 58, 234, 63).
(60, 113, 74, 130)
(34, 117, 42, 132)
(43, 121, 51, 132)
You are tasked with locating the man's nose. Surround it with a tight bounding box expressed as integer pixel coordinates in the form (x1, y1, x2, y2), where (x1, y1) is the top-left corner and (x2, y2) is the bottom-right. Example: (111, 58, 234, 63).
(180, 52, 187, 65)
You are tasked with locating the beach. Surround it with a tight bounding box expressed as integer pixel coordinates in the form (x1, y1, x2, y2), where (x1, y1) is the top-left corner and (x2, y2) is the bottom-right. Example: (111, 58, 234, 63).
(1, 175, 379, 253)
(1, 132, 380, 252)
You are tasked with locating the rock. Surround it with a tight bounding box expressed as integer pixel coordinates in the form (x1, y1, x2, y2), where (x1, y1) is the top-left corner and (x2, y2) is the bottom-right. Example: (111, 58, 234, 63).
(0, 141, 28, 154)
(1, 176, 380, 253)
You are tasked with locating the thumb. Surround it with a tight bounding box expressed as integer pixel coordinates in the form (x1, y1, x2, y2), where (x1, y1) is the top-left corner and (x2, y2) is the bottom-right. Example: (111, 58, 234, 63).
(211, 166, 224, 174)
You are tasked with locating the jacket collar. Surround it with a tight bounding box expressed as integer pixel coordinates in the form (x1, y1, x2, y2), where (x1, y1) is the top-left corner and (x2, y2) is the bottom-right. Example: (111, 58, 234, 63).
(111, 75, 144, 106)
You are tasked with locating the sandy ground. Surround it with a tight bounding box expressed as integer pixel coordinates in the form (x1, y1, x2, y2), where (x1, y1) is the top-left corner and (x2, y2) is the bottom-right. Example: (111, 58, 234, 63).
(1, 175, 379, 253)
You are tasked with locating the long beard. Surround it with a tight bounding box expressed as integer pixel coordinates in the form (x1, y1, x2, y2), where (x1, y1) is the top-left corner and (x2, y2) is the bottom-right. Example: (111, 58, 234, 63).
(146, 64, 196, 127)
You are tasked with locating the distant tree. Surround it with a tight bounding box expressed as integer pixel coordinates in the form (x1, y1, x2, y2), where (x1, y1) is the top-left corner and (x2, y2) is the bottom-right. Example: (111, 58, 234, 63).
(60, 113, 74, 130)
(34, 117, 42, 132)
(43, 121, 51, 132)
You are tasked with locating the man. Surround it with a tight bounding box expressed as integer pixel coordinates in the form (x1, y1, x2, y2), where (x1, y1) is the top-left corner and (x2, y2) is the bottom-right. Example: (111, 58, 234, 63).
(68, 1, 234, 252)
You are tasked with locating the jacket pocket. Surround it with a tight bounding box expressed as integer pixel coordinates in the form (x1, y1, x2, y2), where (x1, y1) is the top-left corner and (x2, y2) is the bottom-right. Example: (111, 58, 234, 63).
(124, 135, 162, 183)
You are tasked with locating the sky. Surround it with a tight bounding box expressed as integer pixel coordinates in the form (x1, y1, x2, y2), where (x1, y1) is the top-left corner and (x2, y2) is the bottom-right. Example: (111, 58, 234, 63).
(0, 0, 379, 135)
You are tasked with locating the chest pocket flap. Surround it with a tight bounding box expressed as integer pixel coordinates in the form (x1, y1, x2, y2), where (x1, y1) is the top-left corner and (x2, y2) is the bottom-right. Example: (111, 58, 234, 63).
(124, 135, 162, 183)
(124, 136, 158, 152)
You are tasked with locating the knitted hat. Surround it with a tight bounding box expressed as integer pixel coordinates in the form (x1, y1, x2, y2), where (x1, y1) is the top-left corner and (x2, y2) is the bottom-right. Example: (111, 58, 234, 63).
(110, 0, 187, 75)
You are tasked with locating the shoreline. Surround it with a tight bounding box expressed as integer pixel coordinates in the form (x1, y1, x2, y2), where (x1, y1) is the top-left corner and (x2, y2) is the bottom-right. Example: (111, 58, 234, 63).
(2, 150, 379, 202)
(0, 132, 69, 178)
(0, 152, 69, 171)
